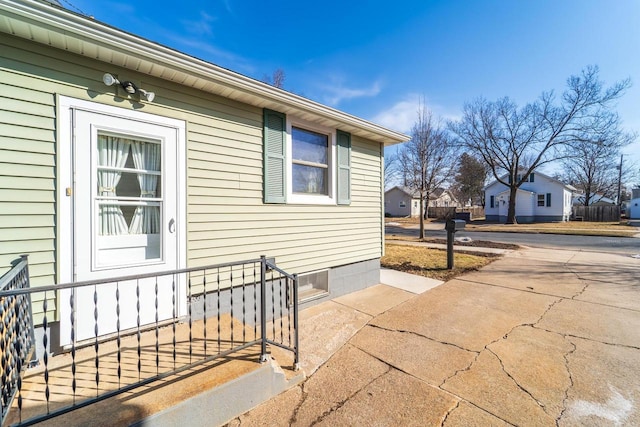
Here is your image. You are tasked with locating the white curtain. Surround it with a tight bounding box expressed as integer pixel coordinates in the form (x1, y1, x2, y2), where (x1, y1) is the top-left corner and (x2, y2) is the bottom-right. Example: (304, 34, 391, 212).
(98, 135, 130, 235)
(129, 141, 161, 234)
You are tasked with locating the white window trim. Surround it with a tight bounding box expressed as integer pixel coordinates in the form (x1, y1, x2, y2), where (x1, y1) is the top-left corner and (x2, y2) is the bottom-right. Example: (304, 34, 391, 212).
(286, 117, 337, 205)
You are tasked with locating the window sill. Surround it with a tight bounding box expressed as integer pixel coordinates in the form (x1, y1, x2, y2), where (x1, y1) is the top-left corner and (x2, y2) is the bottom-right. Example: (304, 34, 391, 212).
(288, 193, 336, 205)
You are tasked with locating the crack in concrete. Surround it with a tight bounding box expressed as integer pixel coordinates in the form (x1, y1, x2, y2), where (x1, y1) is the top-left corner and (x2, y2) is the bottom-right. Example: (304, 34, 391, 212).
(288, 384, 308, 426)
(438, 318, 535, 389)
(531, 326, 640, 351)
(307, 364, 391, 426)
(439, 350, 481, 388)
(486, 347, 548, 414)
(455, 277, 566, 298)
(533, 297, 564, 326)
(556, 338, 577, 426)
(440, 400, 460, 426)
(367, 323, 479, 354)
(563, 255, 590, 300)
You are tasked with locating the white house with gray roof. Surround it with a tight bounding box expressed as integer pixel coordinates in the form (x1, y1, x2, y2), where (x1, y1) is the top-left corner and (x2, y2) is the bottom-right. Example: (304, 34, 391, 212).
(484, 171, 575, 223)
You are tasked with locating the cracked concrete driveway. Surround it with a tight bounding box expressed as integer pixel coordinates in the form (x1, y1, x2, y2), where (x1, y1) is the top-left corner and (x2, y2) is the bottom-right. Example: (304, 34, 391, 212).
(229, 247, 640, 426)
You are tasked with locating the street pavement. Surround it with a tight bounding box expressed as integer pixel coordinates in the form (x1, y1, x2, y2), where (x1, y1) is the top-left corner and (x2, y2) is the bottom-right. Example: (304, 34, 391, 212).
(386, 224, 640, 256)
(228, 246, 640, 426)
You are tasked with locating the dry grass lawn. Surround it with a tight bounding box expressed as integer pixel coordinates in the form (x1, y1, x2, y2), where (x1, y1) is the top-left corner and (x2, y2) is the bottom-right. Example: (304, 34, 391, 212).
(381, 243, 499, 282)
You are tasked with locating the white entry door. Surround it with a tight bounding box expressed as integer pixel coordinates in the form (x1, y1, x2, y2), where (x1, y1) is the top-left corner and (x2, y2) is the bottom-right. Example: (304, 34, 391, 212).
(59, 98, 186, 345)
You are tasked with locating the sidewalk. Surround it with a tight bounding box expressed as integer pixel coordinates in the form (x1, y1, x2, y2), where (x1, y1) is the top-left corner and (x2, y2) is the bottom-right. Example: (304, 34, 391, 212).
(228, 247, 640, 426)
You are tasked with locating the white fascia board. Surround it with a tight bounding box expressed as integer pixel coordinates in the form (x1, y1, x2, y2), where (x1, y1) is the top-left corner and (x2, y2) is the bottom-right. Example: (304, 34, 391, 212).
(1, 0, 409, 145)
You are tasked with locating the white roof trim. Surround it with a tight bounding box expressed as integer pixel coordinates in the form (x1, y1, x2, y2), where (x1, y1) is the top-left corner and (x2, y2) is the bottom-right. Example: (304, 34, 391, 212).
(0, 0, 409, 145)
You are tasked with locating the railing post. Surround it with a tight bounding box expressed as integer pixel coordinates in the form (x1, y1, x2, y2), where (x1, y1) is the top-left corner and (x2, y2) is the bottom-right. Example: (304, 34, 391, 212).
(20, 255, 36, 365)
(259, 255, 268, 363)
(292, 273, 300, 371)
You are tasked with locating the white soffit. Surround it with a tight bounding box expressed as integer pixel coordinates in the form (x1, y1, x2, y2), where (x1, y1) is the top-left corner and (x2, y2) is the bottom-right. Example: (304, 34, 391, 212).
(0, 0, 409, 145)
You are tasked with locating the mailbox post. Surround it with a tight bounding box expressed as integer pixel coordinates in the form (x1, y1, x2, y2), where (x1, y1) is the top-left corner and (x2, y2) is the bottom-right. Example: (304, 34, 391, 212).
(445, 219, 466, 269)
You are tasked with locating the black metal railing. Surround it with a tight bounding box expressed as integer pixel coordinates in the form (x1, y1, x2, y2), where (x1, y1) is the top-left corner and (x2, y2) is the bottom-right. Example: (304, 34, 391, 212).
(0, 255, 298, 426)
(0, 256, 36, 426)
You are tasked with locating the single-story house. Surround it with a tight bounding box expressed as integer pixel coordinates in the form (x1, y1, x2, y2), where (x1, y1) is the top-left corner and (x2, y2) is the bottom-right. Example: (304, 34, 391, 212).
(428, 188, 461, 208)
(484, 171, 575, 222)
(384, 186, 460, 217)
(384, 186, 420, 216)
(0, 0, 408, 351)
(630, 188, 640, 220)
(572, 193, 615, 206)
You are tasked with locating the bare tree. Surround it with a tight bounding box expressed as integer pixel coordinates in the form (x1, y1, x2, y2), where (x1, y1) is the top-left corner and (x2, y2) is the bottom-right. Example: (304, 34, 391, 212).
(449, 66, 630, 224)
(562, 125, 636, 205)
(399, 103, 460, 238)
(262, 68, 286, 89)
(384, 147, 400, 190)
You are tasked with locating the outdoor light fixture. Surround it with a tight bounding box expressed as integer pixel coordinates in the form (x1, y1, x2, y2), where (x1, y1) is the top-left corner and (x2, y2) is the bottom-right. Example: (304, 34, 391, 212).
(102, 73, 155, 102)
(138, 89, 155, 102)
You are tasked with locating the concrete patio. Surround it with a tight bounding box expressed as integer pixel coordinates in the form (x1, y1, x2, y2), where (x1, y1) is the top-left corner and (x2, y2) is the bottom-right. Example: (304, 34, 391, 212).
(231, 246, 640, 426)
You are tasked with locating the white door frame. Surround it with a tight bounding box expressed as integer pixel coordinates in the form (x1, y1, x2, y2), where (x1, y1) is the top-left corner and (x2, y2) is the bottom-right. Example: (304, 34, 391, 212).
(57, 96, 187, 342)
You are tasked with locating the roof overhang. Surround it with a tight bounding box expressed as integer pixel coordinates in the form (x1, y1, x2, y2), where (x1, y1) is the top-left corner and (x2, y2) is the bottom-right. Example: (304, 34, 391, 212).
(0, 0, 409, 146)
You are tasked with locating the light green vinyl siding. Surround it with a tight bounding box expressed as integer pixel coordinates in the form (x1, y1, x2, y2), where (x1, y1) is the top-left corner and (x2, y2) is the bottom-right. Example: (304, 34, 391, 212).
(0, 61, 57, 306)
(0, 33, 385, 316)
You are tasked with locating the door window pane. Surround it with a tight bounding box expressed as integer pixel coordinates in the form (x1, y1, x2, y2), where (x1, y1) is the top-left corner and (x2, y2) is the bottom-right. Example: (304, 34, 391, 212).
(95, 133, 162, 266)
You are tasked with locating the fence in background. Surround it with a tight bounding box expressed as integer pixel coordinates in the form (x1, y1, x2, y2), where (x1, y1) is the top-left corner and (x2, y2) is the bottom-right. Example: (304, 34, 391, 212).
(572, 205, 620, 222)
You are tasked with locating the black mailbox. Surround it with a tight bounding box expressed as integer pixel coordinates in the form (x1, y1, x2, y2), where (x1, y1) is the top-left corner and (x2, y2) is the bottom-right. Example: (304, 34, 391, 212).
(445, 219, 466, 269)
(445, 219, 466, 232)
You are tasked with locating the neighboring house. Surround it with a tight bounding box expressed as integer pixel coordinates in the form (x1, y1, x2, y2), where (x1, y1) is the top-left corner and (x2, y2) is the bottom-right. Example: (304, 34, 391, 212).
(0, 1, 408, 350)
(384, 186, 420, 216)
(572, 194, 615, 206)
(484, 172, 575, 222)
(428, 188, 461, 208)
(384, 186, 460, 217)
(630, 188, 640, 220)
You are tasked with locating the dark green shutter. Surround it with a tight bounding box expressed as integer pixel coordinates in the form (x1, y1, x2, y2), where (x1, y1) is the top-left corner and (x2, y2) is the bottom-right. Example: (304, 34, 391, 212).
(546, 193, 551, 207)
(529, 173, 535, 182)
(490, 195, 494, 208)
(263, 109, 286, 204)
(336, 130, 351, 205)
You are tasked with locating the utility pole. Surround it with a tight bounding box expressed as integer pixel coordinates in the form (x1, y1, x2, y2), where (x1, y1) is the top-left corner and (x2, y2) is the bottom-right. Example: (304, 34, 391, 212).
(616, 154, 623, 205)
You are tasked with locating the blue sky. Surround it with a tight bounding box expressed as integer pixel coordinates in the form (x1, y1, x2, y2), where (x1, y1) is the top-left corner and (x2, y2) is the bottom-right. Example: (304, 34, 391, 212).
(65, 0, 639, 181)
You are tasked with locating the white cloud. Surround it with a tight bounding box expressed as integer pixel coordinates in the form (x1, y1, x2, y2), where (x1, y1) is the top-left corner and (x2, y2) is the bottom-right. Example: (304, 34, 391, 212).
(167, 35, 255, 74)
(321, 80, 382, 106)
(222, 0, 234, 15)
(181, 11, 216, 36)
(371, 94, 463, 133)
(370, 94, 421, 133)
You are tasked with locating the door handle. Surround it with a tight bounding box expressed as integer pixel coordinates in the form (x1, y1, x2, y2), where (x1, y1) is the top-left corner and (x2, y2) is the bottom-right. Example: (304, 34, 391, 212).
(168, 218, 176, 234)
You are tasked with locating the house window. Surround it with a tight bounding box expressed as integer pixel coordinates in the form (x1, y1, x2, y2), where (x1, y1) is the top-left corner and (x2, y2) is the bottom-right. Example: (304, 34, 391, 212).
(399, 201, 406, 208)
(537, 194, 545, 207)
(413, 200, 418, 208)
(263, 109, 350, 205)
(292, 127, 329, 195)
